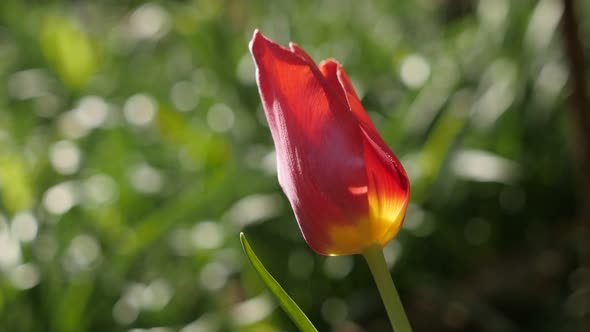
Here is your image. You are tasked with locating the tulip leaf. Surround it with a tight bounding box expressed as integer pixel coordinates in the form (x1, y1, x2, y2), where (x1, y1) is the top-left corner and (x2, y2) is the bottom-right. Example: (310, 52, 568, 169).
(240, 233, 318, 332)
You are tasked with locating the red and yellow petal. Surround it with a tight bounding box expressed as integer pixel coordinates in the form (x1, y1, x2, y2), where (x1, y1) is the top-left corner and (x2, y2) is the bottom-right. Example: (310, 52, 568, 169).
(250, 30, 371, 255)
(335, 65, 410, 245)
(250, 31, 409, 255)
(319, 60, 410, 254)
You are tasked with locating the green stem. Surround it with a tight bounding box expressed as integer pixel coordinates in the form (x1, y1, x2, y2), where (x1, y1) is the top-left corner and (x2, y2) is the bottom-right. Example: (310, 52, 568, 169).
(362, 244, 413, 332)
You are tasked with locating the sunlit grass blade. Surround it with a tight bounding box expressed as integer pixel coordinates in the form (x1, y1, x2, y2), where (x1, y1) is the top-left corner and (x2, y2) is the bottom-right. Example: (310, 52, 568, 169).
(240, 232, 318, 332)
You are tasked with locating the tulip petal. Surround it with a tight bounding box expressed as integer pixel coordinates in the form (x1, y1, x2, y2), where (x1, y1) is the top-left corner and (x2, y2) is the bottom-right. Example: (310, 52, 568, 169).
(319, 60, 349, 105)
(362, 134, 410, 246)
(318, 59, 402, 160)
(320, 60, 410, 247)
(337, 65, 398, 160)
(250, 31, 370, 254)
(289, 42, 317, 67)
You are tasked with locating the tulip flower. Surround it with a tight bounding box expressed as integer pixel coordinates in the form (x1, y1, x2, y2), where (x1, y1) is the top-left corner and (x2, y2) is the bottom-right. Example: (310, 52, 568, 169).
(248, 30, 414, 332)
(249, 31, 410, 256)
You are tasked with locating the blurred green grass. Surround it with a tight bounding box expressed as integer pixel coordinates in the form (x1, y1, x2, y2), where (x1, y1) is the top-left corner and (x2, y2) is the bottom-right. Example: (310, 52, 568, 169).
(0, 0, 588, 331)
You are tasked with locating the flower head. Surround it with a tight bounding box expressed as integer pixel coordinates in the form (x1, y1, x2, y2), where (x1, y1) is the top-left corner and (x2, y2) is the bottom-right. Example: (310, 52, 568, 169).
(250, 30, 410, 256)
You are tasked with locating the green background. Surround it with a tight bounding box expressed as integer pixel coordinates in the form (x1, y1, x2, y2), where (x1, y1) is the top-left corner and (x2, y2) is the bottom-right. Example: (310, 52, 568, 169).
(0, 0, 589, 331)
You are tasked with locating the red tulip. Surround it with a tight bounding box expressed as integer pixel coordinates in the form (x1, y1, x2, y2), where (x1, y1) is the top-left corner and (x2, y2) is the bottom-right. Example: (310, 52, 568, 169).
(250, 30, 410, 256)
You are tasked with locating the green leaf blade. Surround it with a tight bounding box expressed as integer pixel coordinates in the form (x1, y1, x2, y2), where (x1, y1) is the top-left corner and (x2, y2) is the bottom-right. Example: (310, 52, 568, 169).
(240, 232, 318, 332)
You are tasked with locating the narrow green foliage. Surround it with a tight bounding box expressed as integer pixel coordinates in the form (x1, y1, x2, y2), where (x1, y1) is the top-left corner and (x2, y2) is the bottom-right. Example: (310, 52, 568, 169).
(240, 233, 318, 332)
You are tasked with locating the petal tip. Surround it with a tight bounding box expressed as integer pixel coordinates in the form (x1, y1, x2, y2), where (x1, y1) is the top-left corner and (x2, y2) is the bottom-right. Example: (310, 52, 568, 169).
(250, 29, 276, 58)
(249, 29, 263, 55)
(289, 42, 319, 67)
(319, 58, 342, 72)
(289, 42, 304, 54)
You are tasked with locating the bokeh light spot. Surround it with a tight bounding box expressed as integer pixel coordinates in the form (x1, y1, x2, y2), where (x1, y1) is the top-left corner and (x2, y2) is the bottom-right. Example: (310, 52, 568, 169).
(226, 194, 283, 228)
(83, 174, 118, 205)
(50, 140, 81, 175)
(231, 294, 274, 326)
(323, 256, 353, 279)
(200, 262, 230, 291)
(191, 221, 224, 250)
(207, 104, 235, 133)
(180, 314, 220, 332)
(451, 149, 519, 184)
(8, 68, 52, 100)
(124, 94, 158, 127)
(0, 217, 22, 269)
(75, 96, 110, 129)
(321, 297, 348, 323)
(170, 81, 199, 112)
(128, 3, 170, 41)
(43, 181, 78, 215)
(58, 110, 90, 139)
(113, 298, 139, 325)
(10, 211, 38, 243)
(383, 241, 402, 268)
(400, 54, 431, 89)
(129, 163, 164, 194)
(8, 263, 40, 290)
(236, 53, 256, 85)
(141, 279, 173, 311)
(64, 234, 101, 272)
(168, 228, 193, 256)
